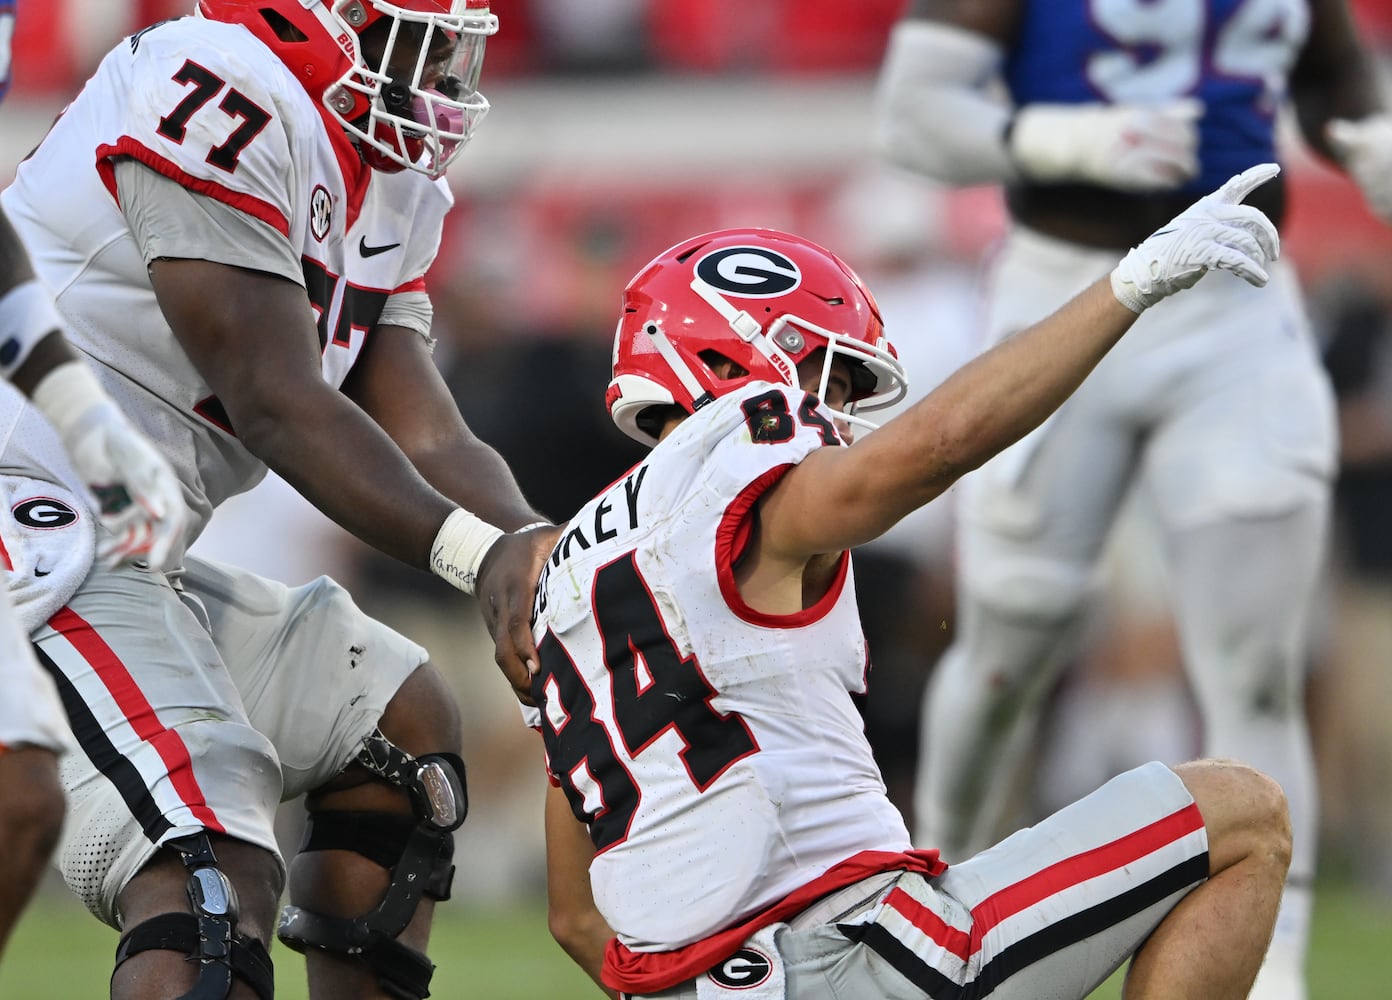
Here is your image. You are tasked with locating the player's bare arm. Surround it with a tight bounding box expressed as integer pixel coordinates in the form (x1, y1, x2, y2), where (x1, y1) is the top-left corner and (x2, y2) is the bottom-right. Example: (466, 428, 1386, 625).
(1291, 0, 1385, 157)
(1291, 0, 1392, 227)
(544, 785, 616, 999)
(342, 322, 541, 529)
(149, 257, 459, 566)
(343, 320, 561, 697)
(902, 0, 1018, 41)
(757, 280, 1136, 562)
(759, 166, 1282, 563)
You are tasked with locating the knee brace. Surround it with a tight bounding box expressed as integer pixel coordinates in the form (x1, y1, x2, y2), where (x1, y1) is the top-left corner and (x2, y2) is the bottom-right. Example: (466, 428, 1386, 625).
(277, 730, 467, 1000)
(113, 834, 273, 1000)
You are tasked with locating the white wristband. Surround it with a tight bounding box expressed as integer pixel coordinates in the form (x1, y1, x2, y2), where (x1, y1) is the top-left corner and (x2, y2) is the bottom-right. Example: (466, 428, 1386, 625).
(0, 280, 65, 379)
(29, 358, 113, 439)
(430, 507, 505, 595)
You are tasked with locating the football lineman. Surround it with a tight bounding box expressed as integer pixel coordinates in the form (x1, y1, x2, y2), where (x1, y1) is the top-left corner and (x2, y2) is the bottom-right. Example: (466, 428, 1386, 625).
(0, 2, 554, 997)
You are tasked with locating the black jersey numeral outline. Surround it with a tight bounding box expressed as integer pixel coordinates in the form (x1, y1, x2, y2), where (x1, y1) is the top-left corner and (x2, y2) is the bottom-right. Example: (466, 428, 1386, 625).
(156, 60, 272, 173)
(742, 388, 842, 446)
(536, 552, 759, 852)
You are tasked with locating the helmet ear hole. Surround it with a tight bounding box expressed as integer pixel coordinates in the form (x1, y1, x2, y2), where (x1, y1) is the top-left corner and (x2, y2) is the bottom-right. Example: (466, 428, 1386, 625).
(635, 405, 679, 442)
(697, 350, 749, 381)
(259, 8, 309, 42)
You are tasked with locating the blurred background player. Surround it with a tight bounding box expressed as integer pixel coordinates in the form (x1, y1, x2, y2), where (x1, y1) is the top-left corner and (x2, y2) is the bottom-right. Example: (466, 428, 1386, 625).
(0, 0, 185, 963)
(537, 170, 1292, 1000)
(873, 2, 1392, 998)
(0, 2, 558, 997)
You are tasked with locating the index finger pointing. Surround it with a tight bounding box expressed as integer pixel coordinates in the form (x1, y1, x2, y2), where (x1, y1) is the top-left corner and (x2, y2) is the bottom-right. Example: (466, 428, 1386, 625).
(1215, 163, 1281, 205)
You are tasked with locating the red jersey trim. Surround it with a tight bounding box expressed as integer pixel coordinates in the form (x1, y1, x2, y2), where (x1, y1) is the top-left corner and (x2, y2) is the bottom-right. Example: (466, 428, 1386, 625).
(714, 464, 850, 628)
(311, 104, 370, 229)
(602, 848, 945, 993)
(95, 137, 290, 238)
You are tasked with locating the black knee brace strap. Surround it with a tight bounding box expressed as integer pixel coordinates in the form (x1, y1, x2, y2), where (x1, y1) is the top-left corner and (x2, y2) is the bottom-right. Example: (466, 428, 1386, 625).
(276, 734, 467, 999)
(116, 913, 273, 1000)
(113, 834, 273, 1000)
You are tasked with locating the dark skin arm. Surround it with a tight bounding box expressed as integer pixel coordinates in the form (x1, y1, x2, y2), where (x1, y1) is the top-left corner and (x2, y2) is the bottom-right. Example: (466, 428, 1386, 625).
(900, 0, 1018, 45)
(149, 259, 553, 694)
(1289, 0, 1386, 162)
(342, 319, 560, 696)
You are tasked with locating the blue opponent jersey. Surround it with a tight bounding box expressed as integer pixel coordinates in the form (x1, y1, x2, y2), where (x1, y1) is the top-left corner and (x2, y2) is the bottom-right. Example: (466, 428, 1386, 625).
(1005, 0, 1311, 193)
(0, 0, 14, 103)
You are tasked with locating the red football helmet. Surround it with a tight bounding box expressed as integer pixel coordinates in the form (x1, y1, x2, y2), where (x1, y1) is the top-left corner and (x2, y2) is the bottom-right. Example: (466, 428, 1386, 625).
(196, 0, 497, 178)
(608, 229, 908, 446)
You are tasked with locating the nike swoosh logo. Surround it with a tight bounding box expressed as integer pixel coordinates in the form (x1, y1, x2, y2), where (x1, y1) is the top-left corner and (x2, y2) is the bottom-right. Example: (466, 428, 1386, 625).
(359, 236, 401, 258)
(34, 568, 51, 577)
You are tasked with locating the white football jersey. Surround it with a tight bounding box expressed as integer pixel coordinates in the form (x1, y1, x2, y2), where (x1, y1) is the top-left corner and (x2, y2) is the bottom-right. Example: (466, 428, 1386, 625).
(0, 17, 451, 544)
(530, 382, 912, 951)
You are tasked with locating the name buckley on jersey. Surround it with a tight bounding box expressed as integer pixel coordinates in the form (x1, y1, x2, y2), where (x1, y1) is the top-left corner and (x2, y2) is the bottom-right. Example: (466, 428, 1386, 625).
(536, 464, 649, 616)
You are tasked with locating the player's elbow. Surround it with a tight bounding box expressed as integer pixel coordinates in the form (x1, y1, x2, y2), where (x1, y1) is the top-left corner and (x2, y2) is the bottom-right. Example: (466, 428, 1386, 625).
(547, 906, 604, 955)
(222, 374, 326, 463)
(547, 904, 613, 993)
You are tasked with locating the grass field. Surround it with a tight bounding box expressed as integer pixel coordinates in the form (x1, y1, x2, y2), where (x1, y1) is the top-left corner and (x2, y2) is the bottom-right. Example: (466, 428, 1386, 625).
(2, 880, 1392, 1000)
(2, 879, 1389, 998)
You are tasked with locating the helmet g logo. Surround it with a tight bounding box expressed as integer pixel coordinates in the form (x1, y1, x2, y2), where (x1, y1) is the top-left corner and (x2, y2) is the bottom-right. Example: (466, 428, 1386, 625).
(707, 948, 774, 990)
(696, 247, 801, 298)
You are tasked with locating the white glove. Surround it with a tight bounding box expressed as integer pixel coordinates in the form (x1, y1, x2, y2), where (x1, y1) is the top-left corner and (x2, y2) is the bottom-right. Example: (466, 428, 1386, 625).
(1327, 113, 1392, 224)
(30, 361, 187, 570)
(1110, 163, 1281, 314)
(1009, 98, 1203, 191)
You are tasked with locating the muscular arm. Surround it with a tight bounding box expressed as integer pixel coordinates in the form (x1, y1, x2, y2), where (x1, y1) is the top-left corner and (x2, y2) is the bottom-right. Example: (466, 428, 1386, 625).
(1289, 0, 1386, 161)
(759, 279, 1138, 558)
(544, 784, 616, 999)
(341, 323, 543, 531)
(149, 259, 460, 567)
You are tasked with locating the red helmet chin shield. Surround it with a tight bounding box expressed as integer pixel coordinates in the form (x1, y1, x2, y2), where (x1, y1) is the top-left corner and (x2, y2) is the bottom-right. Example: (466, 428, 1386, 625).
(197, 0, 496, 178)
(607, 229, 908, 447)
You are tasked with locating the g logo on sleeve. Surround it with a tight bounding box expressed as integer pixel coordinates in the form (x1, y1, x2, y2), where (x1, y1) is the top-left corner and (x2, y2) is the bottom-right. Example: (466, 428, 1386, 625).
(13, 497, 79, 529)
(706, 948, 774, 990)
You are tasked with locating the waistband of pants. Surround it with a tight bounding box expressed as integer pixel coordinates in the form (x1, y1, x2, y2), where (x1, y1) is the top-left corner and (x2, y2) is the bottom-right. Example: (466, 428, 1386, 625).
(785, 869, 902, 932)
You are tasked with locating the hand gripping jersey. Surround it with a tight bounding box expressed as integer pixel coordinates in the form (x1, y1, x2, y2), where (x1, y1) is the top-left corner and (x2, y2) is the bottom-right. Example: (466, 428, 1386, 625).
(1006, 0, 1311, 193)
(528, 382, 920, 967)
(0, 16, 451, 544)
